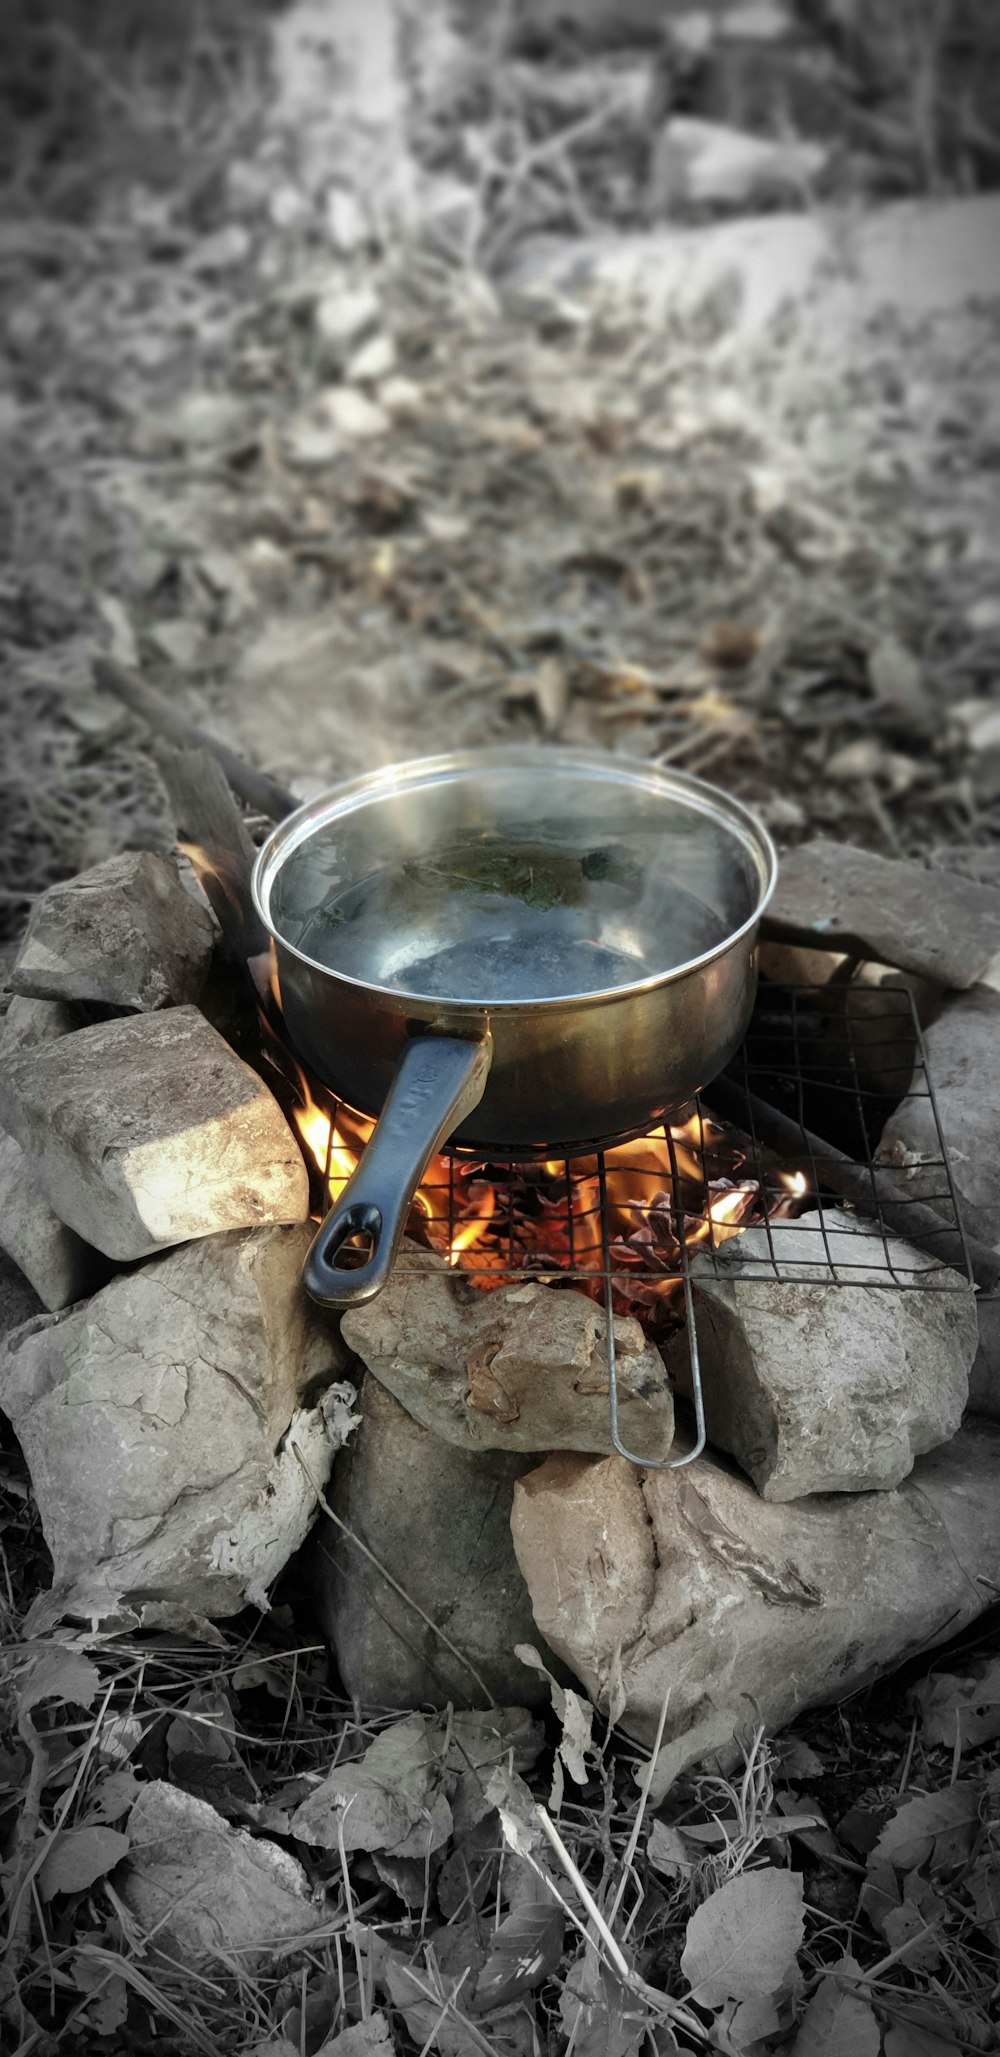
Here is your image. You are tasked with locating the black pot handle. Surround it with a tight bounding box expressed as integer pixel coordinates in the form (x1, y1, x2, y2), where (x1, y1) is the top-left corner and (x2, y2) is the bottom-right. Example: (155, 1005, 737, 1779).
(303, 1032, 493, 1308)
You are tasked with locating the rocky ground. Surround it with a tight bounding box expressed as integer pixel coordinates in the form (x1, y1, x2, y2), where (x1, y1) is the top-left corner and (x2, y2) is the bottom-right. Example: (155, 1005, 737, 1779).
(1, 2, 1000, 2052)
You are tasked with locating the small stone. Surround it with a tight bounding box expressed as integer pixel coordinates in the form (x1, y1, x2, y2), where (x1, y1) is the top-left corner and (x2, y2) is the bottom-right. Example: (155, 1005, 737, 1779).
(283, 420, 339, 470)
(324, 185, 366, 253)
(0, 1006, 309, 1261)
(188, 224, 252, 274)
(121, 1782, 317, 1966)
(315, 283, 379, 362)
(318, 386, 389, 441)
(244, 536, 294, 592)
(148, 619, 206, 671)
(305, 1372, 556, 1712)
(877, 987, 1000, 1250)
(0, 1132, 100, 1312)
(269, 182, 312, 231)
(10, 852, 215, 1012)
(511, 1421, 1000, 1794)
(668, 1213, 977, 1500)
(345, 332, 397, 384)
(765, 839, 1000, 991)
(0, 1225, 351, 1623)
(171, 390, 247, 449)
(341, 1244, 674, 1457)
(380, 375, 424, 420)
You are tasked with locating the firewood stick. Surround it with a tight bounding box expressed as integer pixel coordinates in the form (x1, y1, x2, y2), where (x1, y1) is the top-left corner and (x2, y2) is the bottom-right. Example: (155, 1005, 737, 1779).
(156, 745, 269, 968)
(93, 655, 298, 822)
(704, 1074, 1000, 1297)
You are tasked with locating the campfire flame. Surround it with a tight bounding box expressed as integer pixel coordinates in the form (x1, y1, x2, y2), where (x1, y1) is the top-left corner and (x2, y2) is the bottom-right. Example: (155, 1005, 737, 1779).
(284, 1060, 807, 1325)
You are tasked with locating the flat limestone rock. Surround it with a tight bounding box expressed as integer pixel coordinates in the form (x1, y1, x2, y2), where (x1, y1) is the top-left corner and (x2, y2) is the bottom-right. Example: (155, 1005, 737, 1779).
(669, 1213, 977, 1499)
(0, 1224, 353, 1625)
(341, 1243, 673, 1457)
(0, 1005, 309, 1260)
(305, 1371, 559, 1712)
(510, 1421, 1000, 1796)
(0, 1131, 102, 1312)
(10, 851, 215, 1011)
(877, 986, 1000, 1251)
(122, 1781, 318, 1966)
(765, 839, 1000, 991)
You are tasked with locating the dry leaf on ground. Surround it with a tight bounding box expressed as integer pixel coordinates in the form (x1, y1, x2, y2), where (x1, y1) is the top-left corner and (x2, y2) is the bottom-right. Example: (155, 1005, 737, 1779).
(912, 1659, 1000, 1751)
(680, 1868, 804, 2007)
(789, 1973, 881, 2055)
(38, 1825, 130, 1900)
(868, 1783, 983, 1877)
(16, 1647, 101, 1714)
(315, 2013, 397, 2056)
(473, 1900, 564, 2011)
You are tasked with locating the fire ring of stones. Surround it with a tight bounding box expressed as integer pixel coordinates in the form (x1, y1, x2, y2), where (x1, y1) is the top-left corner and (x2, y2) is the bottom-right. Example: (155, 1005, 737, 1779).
(1, 832, 1000, 1783)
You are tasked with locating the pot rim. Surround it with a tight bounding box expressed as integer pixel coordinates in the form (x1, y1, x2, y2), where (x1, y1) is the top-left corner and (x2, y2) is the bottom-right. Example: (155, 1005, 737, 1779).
(251, 745, 778, 1014)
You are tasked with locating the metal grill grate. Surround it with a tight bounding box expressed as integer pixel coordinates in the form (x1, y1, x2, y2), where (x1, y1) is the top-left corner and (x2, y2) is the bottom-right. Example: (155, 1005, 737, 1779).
(312, 982, 973, 1469)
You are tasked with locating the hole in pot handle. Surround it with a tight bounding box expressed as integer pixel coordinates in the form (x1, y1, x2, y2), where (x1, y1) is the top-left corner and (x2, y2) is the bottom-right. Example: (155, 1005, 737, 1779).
(303, 1032, 493, 1308)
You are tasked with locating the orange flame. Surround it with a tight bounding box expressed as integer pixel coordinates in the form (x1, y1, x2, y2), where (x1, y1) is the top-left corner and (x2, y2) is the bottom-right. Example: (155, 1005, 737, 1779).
(279, 1056, 805, 1301)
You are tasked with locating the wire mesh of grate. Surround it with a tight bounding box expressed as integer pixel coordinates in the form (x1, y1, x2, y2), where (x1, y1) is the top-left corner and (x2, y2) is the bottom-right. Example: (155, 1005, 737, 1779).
(313, 981, 972, 1300)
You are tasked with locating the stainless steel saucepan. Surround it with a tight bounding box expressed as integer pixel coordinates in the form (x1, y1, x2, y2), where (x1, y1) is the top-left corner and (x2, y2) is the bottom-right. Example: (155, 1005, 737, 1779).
(251, 747, 777, 1308)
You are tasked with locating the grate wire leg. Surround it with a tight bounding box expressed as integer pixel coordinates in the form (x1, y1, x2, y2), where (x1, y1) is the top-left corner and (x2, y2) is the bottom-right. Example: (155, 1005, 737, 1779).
(605, 1267, 706, 1470)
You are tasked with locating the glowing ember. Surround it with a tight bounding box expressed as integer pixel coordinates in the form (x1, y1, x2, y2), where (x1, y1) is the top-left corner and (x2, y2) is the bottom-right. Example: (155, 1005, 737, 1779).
(280, 1057, 805, 1330)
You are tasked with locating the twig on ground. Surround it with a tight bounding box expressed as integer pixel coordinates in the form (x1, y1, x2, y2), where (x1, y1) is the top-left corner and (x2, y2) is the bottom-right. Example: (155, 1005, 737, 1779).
(93, 657, 297, 822)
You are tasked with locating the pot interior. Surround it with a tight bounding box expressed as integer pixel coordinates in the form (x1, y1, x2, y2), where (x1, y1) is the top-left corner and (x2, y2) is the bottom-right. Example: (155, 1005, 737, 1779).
(260, 754, 774, 1007)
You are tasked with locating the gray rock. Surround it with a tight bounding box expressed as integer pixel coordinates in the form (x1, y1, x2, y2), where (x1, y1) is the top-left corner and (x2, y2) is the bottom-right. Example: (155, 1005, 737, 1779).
(314, 283, 380, 366)
(0, 1130, 101, 1311)
(0, 985, 103, 1309)
(670, 1213, 976, 1499)
(1, 995, 79, 1050)
(341, 1243, 673, 1457)
(0, 1005, 309, 1260)
(0, 1248, 42, 1344)
(122, 1782, 318, 1966)
(876, 986, 1000, 1251)
(765, 839, 1000, 992)
(308, 1372, 556, 1711)
(969, 1297, 1000, 1422)
(10, 851, 215, 1012)
(510, 1421, 1000, 1796)
(0, 1224, 353, 1625)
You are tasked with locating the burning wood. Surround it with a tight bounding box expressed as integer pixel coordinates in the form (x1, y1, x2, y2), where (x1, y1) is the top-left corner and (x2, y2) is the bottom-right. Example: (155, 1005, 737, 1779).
(276, 1039, 805, 1334)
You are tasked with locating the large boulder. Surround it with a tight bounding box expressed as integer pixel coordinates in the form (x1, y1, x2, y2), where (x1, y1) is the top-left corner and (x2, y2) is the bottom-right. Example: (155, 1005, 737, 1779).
(341, 1244, 673, 1457)
(510, 1422, 1000, 1796)
(0, 1225, 353, 1627)
(307, 1371, 559, 1711)
(765, 839, 1000, 992)
(877, 986, 1000, 1252)
(669, 1213, 977, 1499)
(0, 1005, 309, 1261)
(10, 851, 215, 1012)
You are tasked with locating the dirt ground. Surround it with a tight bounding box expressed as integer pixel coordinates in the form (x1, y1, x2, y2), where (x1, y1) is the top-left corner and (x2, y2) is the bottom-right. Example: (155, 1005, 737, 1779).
(1, 2, 1000, 2052)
